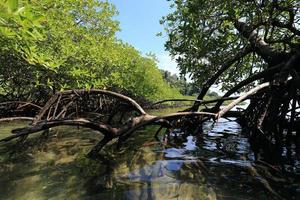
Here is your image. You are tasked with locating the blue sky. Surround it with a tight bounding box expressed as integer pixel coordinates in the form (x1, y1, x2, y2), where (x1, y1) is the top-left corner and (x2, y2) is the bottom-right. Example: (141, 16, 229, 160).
(109, 0, 179, 75)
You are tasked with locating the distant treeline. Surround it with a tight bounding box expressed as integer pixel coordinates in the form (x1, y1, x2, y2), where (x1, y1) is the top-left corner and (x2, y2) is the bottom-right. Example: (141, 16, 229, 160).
(160, 70, 219, 99)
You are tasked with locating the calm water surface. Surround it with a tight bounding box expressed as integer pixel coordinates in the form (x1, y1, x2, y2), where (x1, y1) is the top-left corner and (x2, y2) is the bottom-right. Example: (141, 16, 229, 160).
(0, 108, 299, 200)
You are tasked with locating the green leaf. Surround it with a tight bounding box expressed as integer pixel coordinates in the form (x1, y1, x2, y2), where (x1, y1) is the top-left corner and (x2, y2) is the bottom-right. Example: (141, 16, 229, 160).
(7, 0, 18, 12)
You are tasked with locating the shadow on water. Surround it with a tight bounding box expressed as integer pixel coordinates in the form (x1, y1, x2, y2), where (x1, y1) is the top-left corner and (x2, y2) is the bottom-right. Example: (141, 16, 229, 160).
(0, 108, 299, 200)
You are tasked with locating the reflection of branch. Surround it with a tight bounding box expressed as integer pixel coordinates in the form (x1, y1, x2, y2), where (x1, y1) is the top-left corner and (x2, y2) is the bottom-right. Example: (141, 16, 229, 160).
(247, 164, 283, 199)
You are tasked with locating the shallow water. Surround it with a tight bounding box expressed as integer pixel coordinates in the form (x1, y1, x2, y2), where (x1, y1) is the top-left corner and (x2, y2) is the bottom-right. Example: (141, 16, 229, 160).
(0, 108, 299, 200)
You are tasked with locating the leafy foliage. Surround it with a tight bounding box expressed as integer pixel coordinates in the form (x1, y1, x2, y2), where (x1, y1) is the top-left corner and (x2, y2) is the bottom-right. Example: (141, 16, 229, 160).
(0, 0, 182, 102)
(161, 0, 300, 91)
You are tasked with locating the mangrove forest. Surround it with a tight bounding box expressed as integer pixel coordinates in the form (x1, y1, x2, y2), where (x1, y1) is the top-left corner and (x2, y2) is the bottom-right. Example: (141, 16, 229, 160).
(0, 0, 299, 199)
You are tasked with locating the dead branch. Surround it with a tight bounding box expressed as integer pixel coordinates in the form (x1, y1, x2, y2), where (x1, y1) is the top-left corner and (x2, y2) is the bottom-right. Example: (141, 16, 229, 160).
(0, 117, 34, 122)
(56, 89, 146, 115)
(117, 112, 216, 144)
(1, 108, 216, 156)
(217, 82, 270, 119)
(31, 89, 146, 126)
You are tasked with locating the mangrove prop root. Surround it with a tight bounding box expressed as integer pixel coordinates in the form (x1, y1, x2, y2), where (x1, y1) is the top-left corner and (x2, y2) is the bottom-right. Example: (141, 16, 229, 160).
(217, 82, 270, 119)
(0, 89, 217, 156)
(0, 73, 299, 159)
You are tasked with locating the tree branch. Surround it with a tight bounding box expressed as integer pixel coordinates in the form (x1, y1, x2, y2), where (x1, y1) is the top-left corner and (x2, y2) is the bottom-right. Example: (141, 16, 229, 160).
(0, 101, 42, 109)
(272, 20, 300, 36)
(217, 82, 270, 119)
(234, 20, 288, 64)
(0, 118, 117, 143)
(149, 96, 239, 107)
(214, 63, 283, 109)
(191, 46, 252, 111)
(0, 117, 34, 122)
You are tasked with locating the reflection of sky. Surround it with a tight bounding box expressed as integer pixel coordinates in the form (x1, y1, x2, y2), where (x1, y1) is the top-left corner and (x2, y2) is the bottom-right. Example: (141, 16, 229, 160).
(127, 159, 198, 182)
(126, 143, 201, 182)
(164, 160, 183, 171)
(124, 120, 254, 190)
(114, 116, 295, 199)
(183, 136, 197, 151)
(164, 148, 185, 158)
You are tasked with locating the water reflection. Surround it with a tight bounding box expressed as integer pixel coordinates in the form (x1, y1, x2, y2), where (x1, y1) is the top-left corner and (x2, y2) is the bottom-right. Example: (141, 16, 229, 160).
(0, 116, 299, 199)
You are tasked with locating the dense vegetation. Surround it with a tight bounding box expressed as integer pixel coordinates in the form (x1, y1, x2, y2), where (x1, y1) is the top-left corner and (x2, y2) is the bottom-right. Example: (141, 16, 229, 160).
(0, 0, 182, 103)
(161, 0, 299, 104)
(0, 2, 299, 198)
(161, 0, 300, 168)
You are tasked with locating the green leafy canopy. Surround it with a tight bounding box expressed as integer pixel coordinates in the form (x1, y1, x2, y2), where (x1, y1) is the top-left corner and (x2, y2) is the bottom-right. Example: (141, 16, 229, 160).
(0, 0, 183, 102)
(161, 0, 299, 91)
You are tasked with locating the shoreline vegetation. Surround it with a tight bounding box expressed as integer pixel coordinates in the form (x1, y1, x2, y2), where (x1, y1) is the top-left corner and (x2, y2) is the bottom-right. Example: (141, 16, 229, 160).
(0, 1, 299, 199)
(0, 0, 188, 104)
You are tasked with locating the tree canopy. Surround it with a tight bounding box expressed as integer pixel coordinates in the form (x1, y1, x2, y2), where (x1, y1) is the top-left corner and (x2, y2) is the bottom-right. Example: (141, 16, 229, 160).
(161, 0, 300, 102)
(0, 0, 182, 102)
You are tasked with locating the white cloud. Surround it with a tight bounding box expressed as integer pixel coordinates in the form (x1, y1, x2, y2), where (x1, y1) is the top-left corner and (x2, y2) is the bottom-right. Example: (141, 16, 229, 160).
(156, 53, 179, 75)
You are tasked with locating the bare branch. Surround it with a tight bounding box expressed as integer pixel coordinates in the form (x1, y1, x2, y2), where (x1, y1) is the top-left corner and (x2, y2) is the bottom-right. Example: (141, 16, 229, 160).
(0, 117, 34, 122)
(217, 82, 270, 119)
(191, 46, 253, 111)
(214, 63, 283, 108)
(0, 118, 117, 143)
